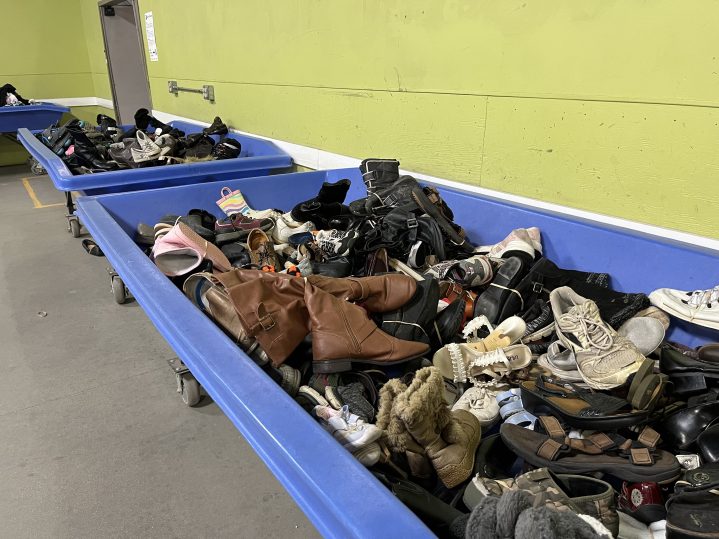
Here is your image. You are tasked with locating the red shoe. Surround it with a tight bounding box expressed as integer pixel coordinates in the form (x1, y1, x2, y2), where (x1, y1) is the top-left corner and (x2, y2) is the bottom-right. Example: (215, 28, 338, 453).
(619, 481, 667, 524)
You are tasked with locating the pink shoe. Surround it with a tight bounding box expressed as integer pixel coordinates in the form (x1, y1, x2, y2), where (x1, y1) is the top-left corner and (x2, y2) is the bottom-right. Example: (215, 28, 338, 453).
(152, 222, 231, 276)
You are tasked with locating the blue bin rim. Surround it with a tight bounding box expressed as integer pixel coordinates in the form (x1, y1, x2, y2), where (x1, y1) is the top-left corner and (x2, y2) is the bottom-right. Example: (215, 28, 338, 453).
(75, 178, 434, 539)
(16, 120, 292, 192)
(0, 102, 69, 114)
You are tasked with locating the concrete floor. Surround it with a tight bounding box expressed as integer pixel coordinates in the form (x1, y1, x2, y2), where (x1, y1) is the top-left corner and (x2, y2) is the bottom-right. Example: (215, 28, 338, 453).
(0, 165, 319, 538)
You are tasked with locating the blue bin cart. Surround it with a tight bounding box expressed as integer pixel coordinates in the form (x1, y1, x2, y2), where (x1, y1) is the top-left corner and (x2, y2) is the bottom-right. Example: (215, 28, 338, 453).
(76, 167, 719, 536)
(17, 119, 292, 237)
(0, 103, 69, 133)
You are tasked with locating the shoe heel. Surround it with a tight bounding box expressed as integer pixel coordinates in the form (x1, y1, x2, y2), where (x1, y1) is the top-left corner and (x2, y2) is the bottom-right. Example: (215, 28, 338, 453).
(517, 388, 549, 416)
(670, 373, 708, 396)
(313, 359, 352, 374)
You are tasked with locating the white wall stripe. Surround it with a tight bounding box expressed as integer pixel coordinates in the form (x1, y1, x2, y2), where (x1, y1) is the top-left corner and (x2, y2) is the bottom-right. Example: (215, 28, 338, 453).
(151, 109, 719, 253)
(38, 97, 114, 108)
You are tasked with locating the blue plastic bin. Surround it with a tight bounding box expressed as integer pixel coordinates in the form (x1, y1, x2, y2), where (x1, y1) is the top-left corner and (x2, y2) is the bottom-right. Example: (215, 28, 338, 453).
(76, 168, 719, 537)
(16, 119, 292, 194)
(0, 103, 69, 133)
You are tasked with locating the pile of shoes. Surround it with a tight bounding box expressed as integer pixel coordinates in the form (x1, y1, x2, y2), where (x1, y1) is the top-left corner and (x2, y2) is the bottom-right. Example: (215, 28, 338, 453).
(136, 157, 719, 538)
(0, 83, 31, 106)
(35, 109, 240, 174)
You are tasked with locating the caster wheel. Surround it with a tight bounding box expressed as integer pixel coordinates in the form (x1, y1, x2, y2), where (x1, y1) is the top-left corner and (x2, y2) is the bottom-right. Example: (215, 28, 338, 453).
(111, 276, 126, 304)
(180, 373, 201, 407)
(69, 219, 81, 238)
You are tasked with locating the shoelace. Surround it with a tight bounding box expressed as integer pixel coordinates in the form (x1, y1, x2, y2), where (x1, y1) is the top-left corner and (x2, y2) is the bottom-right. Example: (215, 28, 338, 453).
(339, 405, 366, 432)
(559, 302, 615, 351)
(559, 302, 633, 362)
(317, 230, 344, 255)
(688, 286, 719, 308)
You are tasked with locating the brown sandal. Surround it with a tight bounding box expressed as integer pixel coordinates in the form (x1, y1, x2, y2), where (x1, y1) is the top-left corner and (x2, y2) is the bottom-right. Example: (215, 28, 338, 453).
(500, 416, 681, 483)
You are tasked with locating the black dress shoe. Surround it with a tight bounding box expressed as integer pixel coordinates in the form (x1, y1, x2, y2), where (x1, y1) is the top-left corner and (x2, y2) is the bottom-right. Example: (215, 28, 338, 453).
(659, 395, 719, 451)
(661, 348, 719, 395)
(698, 424, 719, 463)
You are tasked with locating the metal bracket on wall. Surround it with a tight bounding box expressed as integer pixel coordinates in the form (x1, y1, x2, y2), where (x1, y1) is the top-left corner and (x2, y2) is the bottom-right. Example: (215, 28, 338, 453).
(167, 80, 215, 102)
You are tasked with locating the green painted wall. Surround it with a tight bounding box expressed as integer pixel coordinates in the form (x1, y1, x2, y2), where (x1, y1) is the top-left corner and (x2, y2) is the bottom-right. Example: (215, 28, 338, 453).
(0, 1, 111, 166)
(1, 1, 91, 98)
(135, 0, 719, 239)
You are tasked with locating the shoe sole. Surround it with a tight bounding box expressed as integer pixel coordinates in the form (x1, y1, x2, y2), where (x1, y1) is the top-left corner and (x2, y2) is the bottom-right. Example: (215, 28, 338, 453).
(522, 322, 556, 342)
(313, 351, 428, 374)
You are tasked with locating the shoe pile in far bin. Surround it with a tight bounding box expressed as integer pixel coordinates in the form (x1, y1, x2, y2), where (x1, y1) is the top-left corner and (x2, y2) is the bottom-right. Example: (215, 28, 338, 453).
(136, 158, 719, 539)
(35, 110, 240, 174)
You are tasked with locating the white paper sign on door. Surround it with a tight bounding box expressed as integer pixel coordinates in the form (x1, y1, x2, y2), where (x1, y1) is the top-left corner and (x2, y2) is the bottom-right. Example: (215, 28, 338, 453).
(145, 11, 158, 61)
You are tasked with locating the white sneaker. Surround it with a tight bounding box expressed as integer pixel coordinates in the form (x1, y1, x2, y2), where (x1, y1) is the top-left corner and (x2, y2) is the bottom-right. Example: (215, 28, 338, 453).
(271, 214, 314, 244)
(550, 286, 644, 390)
(451, 383, 502, 427)
(649, 285, 719, 331)
(131, 130, 161, 162)
(314, 405, 382, 451)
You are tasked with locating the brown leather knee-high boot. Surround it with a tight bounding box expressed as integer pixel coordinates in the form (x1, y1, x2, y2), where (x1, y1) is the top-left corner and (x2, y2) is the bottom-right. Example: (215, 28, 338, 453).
(217, 269, 309, 367)
(305, 280, 429, 373)
(306, 274, 417, 312)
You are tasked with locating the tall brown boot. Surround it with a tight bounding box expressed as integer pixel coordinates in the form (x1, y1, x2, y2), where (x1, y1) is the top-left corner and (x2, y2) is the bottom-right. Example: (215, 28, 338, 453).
(217, 269, 309, 367)
(394, 367, 481, 488)
(306, 274, 416, 312)
(305, 281, 429, 373)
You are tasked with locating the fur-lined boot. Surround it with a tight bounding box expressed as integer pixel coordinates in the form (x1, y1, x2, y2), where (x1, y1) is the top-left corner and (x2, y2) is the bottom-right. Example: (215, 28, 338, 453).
(394, 366, 481, 488)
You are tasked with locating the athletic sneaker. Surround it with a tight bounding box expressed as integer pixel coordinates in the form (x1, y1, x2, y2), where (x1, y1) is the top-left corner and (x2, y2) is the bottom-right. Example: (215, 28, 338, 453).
(550, 286, 644, 390)
(313, 405, 382, 451)
(271, 214, 314, 244)
(425, 255, 493, 287)
(130, 130, 161, 162)
(314, 229, 359, 257)
(649, 285, 719, 331)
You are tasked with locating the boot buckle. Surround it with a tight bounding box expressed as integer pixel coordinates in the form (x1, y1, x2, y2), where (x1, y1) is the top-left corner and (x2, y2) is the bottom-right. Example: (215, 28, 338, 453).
(406, 218, 418, 229)
(257, 303, 275, 330)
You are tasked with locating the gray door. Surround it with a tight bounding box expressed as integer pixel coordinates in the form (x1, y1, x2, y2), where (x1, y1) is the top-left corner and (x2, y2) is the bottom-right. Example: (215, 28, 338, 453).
(99, 0, 152, 124)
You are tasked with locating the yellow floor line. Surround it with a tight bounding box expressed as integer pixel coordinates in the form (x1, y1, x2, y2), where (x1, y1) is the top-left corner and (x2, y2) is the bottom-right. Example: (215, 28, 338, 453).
(21, 177, 65, 209)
